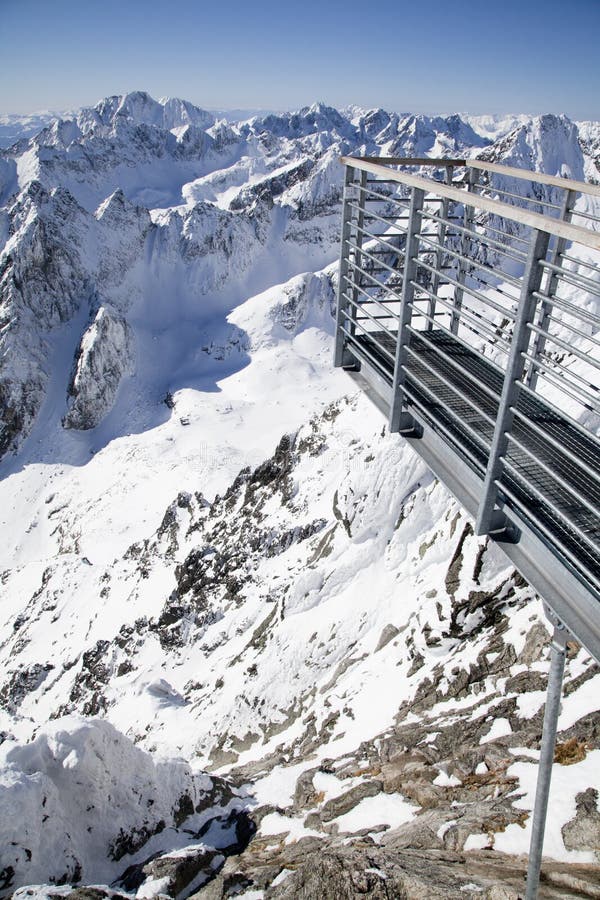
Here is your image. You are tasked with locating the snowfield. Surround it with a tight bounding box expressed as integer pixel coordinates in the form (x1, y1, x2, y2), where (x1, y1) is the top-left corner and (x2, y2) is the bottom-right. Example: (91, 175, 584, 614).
(0, 92, 599, 899)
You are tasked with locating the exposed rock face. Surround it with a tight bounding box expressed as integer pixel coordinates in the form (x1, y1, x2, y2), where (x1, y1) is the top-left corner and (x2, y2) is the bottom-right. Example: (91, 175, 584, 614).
(0, 182, 92, 455)
(64, 306, 133, 430)
(562, 788, 600, 857)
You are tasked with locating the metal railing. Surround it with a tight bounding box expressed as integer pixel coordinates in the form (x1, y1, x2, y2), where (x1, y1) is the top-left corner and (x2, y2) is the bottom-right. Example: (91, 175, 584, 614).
(334, 155, 600, 899)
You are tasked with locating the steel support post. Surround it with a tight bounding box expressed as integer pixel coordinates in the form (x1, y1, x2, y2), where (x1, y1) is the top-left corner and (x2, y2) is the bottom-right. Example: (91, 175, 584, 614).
(476, 227, 551, 537)
(526, 188, 577, 391)
(428, 165, 454, 330)
(450, 168, 478, 335)
(525, 612, 569, 900)
(389, 186, 424, 435)
(334, 165, 358, 368)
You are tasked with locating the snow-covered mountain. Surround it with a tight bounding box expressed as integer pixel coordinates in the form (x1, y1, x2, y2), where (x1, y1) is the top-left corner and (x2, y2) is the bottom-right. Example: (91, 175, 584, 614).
(1, 92, 599, 899)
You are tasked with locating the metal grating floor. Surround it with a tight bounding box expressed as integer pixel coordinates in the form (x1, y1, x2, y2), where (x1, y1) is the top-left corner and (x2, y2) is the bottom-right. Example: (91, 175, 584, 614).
(352, 329, 600, 589)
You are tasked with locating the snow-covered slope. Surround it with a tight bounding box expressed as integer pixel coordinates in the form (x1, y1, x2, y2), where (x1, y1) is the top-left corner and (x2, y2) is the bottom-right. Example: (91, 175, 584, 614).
(1, 94, 599, 898)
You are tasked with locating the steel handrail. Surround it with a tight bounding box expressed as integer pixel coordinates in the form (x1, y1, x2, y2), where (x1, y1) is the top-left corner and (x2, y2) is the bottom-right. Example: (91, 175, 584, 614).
(340, 156, 600, 251)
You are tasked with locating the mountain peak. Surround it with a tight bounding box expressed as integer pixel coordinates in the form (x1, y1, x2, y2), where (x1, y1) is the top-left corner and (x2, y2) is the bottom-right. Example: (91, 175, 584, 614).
(89, 91, 215, 133)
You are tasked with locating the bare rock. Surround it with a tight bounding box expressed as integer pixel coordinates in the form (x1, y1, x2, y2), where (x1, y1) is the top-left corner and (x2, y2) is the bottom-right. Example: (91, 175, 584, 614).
(320, 779, 383, 823)
(63, 305, 133, 430)
(375, 624, 400, 653)
(562, 788, 600, 856)
(124, 845, 225, 899)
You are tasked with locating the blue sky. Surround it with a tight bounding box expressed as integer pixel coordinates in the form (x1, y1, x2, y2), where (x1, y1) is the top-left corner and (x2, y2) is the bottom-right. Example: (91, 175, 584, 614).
(1, 0, 599, 119)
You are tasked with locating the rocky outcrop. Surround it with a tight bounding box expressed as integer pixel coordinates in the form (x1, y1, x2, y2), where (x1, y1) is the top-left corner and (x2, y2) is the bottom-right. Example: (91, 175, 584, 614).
(63, 306, 133, 430)
(562, 788, 600, 857)
(0, 182, 92, 455)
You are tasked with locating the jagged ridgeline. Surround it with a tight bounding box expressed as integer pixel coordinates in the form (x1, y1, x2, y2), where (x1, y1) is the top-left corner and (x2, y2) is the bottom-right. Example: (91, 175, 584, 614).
(0, 93, 599, 898)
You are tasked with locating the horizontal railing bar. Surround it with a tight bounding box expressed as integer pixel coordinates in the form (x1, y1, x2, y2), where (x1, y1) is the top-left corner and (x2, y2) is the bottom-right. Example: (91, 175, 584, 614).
(467, 158, 600, 200)
(415, 257, 518, 319)
(360, 183, 412, 206)
(469, 271, 521, 304)
(415, 231, 523, 287)
(479, 219, 532, 247)
(410, 284, 512, 354)
(498, 480, 599, 587)
(345, 258, 404, 300)
(364, 212, 411, 219)
(347, 200, 410, 234)
(343, 276, 402, 315)
(532, 290, 600, 329)
(402, 368, 492, 452)
(504, 430, 600, 520)
(340, 324, 394, 372)
(522, 350, 600, 411)
(497, 463, 599, 559)
(559, 251, 599, 271)
(341, 295, 398, 343)
(357, 311, 443, 321)
(340, 320, 395, 364)
(364, 178, 411, 186)
(511, 406, 600, 487)
(356, 313, 400, 321)
(517, 378, 600, 448)
(353, 222, 408, 256)
(405, 325, 500, 421)
(539, 260, 600, 297)
(356, 178, 410, 207)
(526, 321, 600, 372)
(569, 207, 600, 223)
(346, 238, 404, 279)
(420, 208, 529, 264)
(545, 314, 600, 350)
(341, 156, 600, 251)
(477, 182, 563, 212)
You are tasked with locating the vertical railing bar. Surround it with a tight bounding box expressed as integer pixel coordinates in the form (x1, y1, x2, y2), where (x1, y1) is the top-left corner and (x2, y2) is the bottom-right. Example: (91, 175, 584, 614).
(475, 226, 552, 537)
(389, 186, 425, 435)
(526, 188, 577, 391)
(334, 165, 358, 368)
(427, 165, 453, 330)
(450, 167, 479, 335)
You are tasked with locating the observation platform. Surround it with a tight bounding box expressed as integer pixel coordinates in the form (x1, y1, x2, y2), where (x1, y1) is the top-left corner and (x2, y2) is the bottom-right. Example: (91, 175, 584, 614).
(334, 155, 600, 664)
